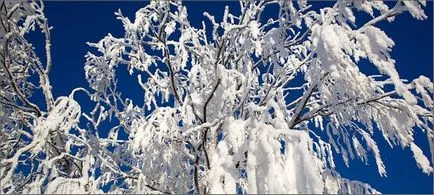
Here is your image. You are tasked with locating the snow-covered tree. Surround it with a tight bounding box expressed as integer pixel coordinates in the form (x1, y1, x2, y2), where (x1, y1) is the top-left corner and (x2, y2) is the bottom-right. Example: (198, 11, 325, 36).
(1, 0, 433, 194)
(0, 0, 87, 193)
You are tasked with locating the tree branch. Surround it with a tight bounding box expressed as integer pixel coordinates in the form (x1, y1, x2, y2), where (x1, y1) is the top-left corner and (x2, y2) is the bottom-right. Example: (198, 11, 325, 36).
(2, 40, 42, 117)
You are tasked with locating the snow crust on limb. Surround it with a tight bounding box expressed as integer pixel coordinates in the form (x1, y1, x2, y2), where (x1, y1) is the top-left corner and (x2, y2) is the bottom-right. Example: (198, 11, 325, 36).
(208, 117, 379, 194)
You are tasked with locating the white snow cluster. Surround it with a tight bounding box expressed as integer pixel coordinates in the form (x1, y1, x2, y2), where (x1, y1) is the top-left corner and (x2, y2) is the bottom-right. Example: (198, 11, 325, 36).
(209, 117, 380, 194)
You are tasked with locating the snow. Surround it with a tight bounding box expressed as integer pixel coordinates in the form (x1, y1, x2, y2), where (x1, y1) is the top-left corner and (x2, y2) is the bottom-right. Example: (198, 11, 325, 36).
(209, 117, 379, 194)
(44, 179, 85, 194)
(324, 170, 380, 194)
(30, 96, 81, 154)
(164, 21, 177, 37)
(355, 26, 417, 105)
(410, 142, 433, 174)
(403, 0, 428, 20)
(360, 131, 387, 176)
(249, 21, 260, 39)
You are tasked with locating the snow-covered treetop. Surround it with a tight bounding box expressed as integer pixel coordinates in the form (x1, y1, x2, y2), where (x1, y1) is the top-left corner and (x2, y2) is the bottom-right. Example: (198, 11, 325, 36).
(1, 0, 432, 194)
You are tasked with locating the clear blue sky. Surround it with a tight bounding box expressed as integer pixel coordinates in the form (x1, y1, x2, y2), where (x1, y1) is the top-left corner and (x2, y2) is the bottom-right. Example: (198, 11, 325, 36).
(26, 1, 433, 193)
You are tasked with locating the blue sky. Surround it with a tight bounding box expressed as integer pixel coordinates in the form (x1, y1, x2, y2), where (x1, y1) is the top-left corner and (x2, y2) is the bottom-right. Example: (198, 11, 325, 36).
(26, 1, 433, 193)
